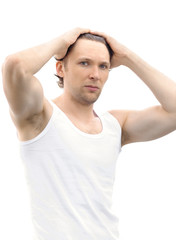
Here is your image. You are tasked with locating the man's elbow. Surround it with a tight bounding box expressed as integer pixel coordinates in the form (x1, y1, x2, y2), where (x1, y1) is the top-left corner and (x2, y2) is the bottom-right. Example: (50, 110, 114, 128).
(2, 55, 26, 84)
(2, 55, 23, 73)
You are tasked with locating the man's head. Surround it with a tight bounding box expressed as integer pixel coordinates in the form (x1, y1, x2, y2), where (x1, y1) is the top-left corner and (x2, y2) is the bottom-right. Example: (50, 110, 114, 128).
(55, 33, 113, 105)
(55, 33, 113, 88)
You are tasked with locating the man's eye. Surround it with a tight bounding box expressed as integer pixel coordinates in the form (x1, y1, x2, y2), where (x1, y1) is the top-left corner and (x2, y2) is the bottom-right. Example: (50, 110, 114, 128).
(80, 61, 88, 66)
(100, 64, 108, 69)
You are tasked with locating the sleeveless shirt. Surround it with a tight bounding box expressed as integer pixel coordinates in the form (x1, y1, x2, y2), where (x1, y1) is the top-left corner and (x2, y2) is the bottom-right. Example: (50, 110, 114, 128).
(19, 100, 122, 240)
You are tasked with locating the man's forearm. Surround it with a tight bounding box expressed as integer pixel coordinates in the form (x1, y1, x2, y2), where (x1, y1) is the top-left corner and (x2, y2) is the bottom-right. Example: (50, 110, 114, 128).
(3, 28, 90, 78)
(124, 51, 176, 113)
(5, 37, 66, 76)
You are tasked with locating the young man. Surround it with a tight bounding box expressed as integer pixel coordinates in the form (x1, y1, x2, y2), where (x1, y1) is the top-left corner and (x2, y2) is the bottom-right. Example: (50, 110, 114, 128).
(2, 28, 176, 240)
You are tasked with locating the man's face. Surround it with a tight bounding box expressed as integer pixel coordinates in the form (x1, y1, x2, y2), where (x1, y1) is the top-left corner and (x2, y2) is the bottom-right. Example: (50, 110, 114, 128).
(61, 39, 111, 105)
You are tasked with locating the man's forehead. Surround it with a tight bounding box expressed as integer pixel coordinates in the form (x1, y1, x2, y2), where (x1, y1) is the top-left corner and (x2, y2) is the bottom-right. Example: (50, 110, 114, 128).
(71, 39, 110, 59)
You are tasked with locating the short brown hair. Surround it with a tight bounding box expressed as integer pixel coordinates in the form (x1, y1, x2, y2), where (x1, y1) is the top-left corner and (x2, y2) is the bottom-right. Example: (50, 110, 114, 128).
(55, 33, 113, 88)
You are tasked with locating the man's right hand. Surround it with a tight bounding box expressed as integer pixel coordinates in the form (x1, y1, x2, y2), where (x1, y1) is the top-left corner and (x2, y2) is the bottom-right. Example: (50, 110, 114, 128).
(54, 27, 90, 60)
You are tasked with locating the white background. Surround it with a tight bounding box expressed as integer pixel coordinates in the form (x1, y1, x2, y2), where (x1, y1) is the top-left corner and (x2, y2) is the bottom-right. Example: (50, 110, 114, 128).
(0, 0, 176, 239)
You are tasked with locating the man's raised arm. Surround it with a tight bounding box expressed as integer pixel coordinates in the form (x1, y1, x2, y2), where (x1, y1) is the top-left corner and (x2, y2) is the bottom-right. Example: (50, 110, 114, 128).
(2, 28, 90, 123)
(91, 30, 176, 145)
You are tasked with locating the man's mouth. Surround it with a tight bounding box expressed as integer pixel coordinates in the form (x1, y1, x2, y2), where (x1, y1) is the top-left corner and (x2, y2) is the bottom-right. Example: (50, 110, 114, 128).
(84, 85, 99, 91)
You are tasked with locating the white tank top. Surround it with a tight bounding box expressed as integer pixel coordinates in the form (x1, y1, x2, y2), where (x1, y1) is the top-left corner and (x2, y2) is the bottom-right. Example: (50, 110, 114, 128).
(19, 100, 122, 240)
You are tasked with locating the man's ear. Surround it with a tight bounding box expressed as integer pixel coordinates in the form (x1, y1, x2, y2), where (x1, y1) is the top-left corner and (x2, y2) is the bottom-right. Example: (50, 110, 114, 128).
(56, 61, 64, 78)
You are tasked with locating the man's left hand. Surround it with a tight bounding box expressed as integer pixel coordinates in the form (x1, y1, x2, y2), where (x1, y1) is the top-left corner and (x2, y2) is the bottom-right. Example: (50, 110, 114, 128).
(90, 30, 130, 68)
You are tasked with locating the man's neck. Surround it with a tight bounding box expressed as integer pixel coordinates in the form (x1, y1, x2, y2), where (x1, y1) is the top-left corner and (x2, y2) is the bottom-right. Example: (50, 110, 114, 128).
(53, 94, 97, 122)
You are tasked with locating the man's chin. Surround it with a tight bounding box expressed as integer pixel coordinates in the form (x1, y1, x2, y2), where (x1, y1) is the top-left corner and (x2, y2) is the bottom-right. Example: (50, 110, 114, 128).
(79, 94, 100, 105)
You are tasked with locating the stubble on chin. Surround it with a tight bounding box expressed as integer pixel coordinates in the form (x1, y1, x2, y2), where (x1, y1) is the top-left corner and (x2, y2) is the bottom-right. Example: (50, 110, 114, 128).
(76, 90, 101, 105)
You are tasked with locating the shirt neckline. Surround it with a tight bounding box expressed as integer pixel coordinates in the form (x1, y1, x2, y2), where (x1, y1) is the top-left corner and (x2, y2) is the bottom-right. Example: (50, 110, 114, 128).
(51, 100, 105, 138)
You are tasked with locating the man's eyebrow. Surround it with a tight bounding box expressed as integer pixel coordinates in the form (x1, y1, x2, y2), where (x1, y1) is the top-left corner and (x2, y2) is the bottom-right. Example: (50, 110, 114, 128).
(101, 61, 110, 66)
(77, 57, 93, 61)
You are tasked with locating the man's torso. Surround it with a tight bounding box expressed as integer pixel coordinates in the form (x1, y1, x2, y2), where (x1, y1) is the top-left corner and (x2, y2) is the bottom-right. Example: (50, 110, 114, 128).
(13, 97, 123, 142)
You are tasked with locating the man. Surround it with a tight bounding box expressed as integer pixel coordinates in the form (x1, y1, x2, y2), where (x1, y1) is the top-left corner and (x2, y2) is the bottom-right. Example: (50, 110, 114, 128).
(2, 28, 176, 240)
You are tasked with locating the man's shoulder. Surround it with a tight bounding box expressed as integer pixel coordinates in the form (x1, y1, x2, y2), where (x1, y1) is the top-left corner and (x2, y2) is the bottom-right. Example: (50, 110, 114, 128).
(108, 109, 128, 128)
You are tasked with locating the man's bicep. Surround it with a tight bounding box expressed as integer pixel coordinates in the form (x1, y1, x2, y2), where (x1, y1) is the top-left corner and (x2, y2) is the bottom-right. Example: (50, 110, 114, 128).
(4, 73, 44, 121)
(122, 106, 176, 145)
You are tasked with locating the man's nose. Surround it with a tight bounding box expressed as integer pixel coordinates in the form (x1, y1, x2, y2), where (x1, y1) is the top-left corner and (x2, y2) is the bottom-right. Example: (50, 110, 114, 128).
(89, 66, 100, 80)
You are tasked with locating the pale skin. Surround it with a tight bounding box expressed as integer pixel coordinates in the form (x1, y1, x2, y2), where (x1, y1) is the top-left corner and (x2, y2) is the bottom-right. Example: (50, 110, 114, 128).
(2, 28, 176, 146)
